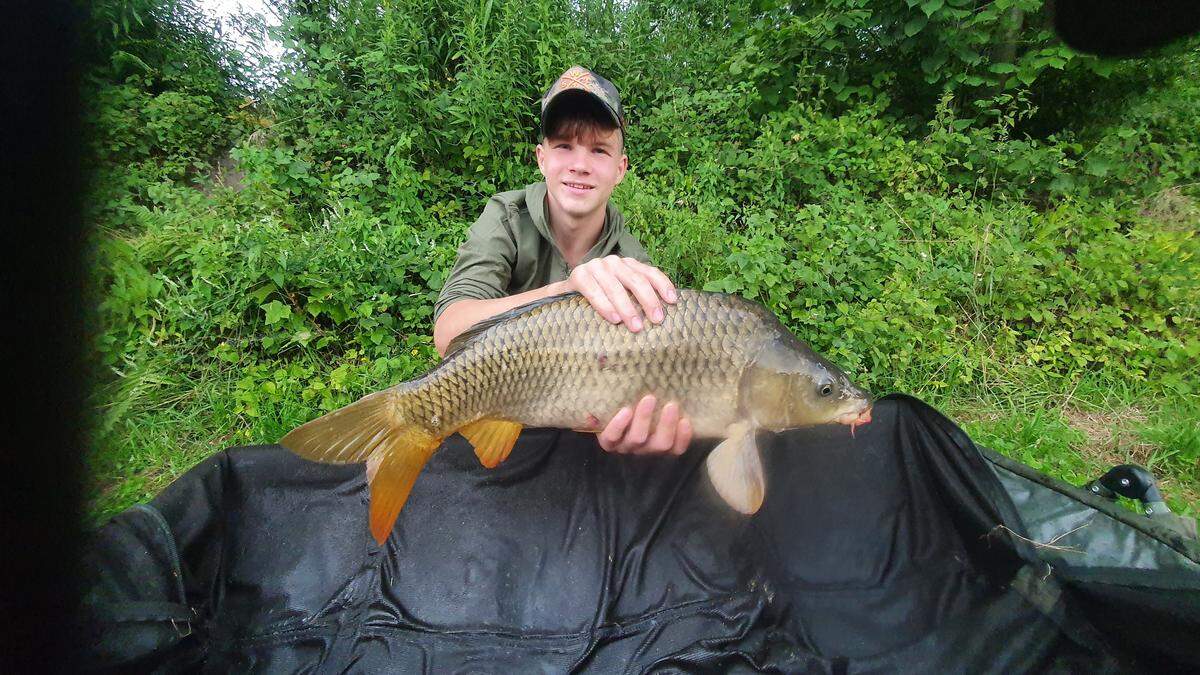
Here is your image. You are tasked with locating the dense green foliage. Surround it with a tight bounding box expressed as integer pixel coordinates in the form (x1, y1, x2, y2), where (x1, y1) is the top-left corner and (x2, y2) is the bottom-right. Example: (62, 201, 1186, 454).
(85, 0, 1198, 520)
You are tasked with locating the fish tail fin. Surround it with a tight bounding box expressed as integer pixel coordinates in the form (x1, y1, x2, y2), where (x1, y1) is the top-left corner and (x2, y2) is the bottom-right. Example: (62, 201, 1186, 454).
(363, 441, 439, 544)
(281, 389, 442, 545)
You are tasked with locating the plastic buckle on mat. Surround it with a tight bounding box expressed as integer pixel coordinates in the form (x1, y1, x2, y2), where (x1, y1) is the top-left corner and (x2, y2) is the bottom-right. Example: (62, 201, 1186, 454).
(1085, 464, 1165, 512)
(1085, 464, 1198, 539)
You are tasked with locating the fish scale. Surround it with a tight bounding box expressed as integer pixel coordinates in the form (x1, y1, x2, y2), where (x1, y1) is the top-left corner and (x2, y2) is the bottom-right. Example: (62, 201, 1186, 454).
(451, 294, 754, 435)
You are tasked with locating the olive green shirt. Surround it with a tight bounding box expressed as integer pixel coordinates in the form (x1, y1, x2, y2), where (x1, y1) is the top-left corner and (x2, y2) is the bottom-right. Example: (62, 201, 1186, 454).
(433, 182, 651, 322)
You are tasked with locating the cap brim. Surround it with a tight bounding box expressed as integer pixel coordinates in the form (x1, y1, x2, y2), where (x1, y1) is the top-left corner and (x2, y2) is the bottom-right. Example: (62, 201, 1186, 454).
(540, 89, 622, 136)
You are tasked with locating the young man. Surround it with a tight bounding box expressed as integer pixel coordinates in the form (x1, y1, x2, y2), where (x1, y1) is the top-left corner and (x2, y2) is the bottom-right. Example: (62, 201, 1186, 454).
(432, 66, 692, 456)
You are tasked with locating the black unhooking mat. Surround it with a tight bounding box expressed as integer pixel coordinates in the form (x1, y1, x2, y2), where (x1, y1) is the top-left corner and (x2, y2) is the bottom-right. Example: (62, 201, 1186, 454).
(81, 395, 1200, 673)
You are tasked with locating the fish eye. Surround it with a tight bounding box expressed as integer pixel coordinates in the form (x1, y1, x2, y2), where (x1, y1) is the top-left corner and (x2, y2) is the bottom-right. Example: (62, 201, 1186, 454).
(818, 382, 834, 397)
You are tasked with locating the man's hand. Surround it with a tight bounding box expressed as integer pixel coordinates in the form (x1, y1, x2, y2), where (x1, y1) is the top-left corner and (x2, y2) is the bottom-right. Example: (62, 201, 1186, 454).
(563, 255, 677, 332)
(598, 395, 693, 456)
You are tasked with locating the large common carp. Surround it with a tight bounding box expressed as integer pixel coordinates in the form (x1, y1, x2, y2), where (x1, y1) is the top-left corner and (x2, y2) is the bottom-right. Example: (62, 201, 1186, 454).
(281, 290, 872, 544)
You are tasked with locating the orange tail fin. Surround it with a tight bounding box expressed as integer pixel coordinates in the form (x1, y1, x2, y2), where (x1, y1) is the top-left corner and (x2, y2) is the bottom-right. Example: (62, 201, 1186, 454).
(364, 441, 439, 544)
(281, 390, 442, 545)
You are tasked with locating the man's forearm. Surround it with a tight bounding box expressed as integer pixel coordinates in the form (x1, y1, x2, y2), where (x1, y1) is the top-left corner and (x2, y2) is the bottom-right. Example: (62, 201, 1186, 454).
(433, 281, 570, 356)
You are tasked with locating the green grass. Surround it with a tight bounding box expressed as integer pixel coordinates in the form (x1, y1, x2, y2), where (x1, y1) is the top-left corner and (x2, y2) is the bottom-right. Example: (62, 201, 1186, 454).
(940, 374, 1199, 518)
(89, 353, 310, 525)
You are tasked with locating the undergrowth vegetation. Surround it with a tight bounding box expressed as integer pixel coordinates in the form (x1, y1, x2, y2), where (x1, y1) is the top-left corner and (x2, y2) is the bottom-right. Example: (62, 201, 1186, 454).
(84, 0, 1198, 521)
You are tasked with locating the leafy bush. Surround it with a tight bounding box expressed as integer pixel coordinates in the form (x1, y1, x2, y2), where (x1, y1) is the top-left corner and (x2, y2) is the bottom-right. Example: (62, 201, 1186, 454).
(85, 0, 1199, 520)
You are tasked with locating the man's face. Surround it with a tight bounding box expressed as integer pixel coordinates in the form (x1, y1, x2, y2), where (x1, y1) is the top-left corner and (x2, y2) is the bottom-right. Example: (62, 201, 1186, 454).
(536, 125, 627, 221)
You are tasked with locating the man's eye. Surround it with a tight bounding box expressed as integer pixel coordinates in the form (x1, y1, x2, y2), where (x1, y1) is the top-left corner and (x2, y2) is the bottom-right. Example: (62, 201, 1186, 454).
(593, 148, 609, 155)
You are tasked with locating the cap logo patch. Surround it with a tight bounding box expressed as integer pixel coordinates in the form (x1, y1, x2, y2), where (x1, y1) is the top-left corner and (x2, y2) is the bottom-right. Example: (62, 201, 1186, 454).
(548, 66, 611, 108)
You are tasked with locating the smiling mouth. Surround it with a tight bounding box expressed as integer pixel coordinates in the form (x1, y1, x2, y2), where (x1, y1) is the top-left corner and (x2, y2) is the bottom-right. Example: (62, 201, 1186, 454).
(563, 181, 594, 191)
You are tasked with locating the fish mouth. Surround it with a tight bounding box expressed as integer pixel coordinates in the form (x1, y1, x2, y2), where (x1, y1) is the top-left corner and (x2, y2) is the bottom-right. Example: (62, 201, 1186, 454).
(836, 403, 873, 438)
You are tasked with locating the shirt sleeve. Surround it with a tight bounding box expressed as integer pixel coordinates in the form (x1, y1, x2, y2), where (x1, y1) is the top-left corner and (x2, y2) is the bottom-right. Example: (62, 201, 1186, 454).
(433, 199, 517, 323)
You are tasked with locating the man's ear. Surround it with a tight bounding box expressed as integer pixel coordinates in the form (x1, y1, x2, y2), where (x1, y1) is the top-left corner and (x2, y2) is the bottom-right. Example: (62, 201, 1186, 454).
(535, 142, 548, 177)
(614, 153, 628, 186)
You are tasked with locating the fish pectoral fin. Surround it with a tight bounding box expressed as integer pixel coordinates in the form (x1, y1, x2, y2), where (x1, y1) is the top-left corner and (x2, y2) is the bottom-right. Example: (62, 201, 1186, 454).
(705, 423, 765, 515)
(459, 418, 524, 468)
(367, 442, 439, 545)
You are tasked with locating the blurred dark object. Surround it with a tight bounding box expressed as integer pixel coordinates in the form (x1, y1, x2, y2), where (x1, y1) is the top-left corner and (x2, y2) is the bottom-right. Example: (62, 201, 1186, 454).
(0, 1, 87, 673)
(1055, 0, 1200, 56)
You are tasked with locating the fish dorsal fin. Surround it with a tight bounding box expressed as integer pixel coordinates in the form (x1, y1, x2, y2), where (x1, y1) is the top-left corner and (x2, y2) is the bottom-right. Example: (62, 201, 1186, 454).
(705, 422, 765, 514)
(444, 292, 581, 357)
(459, 418, 524, 468)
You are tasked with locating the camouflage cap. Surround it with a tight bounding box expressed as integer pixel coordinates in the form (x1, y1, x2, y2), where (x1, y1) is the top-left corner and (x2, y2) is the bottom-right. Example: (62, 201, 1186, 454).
(540, 66, 626, 137)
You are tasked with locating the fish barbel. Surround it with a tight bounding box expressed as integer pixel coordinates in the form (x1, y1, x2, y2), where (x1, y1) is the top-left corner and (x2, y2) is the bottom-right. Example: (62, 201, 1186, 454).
(281, 291, 873, 544)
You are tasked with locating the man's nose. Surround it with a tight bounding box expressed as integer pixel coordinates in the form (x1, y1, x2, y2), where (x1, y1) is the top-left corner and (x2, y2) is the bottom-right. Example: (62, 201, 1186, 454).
(568, 149, 590, 173)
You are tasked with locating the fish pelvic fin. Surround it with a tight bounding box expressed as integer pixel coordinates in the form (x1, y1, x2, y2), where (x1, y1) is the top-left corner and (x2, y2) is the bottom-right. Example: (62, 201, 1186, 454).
(280, 389, 442, 545)
(459, 418, 524, 468)
(705, 422, 765, 515)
